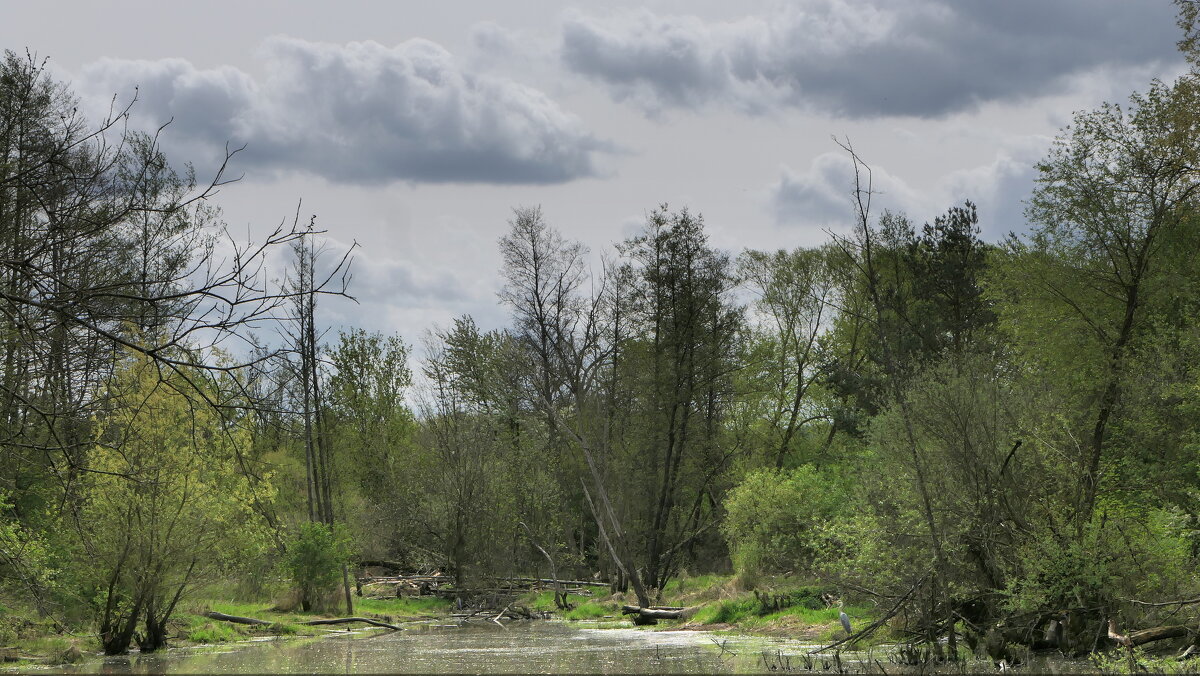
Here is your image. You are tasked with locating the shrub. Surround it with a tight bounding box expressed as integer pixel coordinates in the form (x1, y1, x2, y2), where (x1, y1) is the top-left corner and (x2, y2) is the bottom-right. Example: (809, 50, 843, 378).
(285, 522, 352, 612)
(721, 466, 848, 580)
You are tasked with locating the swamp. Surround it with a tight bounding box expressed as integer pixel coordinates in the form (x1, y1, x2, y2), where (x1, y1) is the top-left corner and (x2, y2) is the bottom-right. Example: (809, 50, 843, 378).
(5, 1, 1200, 674)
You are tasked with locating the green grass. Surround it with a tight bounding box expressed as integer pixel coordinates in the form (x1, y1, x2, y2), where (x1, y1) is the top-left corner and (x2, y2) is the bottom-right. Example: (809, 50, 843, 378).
(688, 590, 873, 634)
(691, 597, 761, 625)
(662, 574, 730, 599)
(563, 600, 616, 620)
(184, 620, 241, 644)
(523, 590, 559, 611)
(740, 604, 848, 628)
(207, 600, 278, 617)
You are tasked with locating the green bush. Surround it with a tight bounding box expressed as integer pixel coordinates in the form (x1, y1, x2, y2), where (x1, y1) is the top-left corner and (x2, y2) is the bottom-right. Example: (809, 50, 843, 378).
(721, 466, 848, 580)
(285, 522, 352, 612)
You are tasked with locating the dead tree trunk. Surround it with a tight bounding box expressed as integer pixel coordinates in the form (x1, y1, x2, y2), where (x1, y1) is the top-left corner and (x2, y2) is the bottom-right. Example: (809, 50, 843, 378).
(520, 522, 570, 610)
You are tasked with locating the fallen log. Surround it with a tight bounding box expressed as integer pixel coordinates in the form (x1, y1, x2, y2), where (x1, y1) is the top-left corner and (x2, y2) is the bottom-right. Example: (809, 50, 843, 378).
(302, 617, 403, 630)
(203, 611, 402, 631)
(358, 560, 406, 570)
(203, 611, 272, 625)
(1130, 625, 1189, 646)
(507, 576, 612, 588)
(620, 605, 698, 621)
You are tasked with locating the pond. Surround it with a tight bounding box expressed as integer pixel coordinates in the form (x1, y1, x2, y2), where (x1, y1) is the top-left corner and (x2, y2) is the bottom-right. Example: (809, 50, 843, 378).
(49, 620, 1094, 674)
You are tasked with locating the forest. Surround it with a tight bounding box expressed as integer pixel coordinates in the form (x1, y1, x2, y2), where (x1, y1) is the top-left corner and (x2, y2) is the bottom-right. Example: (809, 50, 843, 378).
(2, 3, 1200, 665)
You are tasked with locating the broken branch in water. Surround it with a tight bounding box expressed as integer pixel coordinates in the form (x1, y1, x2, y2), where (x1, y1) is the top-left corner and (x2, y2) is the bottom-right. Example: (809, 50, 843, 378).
(203, 611, 402, 631)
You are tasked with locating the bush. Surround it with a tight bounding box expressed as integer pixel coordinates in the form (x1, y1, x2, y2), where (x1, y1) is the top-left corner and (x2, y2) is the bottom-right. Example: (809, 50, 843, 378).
(721, 466, 848, 581)
(285, 522, 352, 612)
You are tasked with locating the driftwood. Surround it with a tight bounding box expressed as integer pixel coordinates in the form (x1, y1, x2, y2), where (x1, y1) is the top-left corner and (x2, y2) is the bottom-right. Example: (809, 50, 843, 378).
(358, 560, 406, 570)
(620, 605, 698, 621)
(451, 605, 548, 621)
(203, 611, 402, 631)
(505, 576, 611, 588)
(203, 611, 272, 625)
(1129, 625, 1189, 646)
(1126, 596, 1200, 608)
(303, 617, 403, 630)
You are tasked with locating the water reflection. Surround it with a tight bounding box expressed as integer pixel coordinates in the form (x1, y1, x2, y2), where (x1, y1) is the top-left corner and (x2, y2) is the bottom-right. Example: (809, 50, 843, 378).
(50, 621, 1092, 674)
(62, 622, 744, 674)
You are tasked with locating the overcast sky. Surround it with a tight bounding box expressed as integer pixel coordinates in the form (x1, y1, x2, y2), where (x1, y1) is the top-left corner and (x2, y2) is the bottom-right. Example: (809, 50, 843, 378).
(3, 0, 1187, 345)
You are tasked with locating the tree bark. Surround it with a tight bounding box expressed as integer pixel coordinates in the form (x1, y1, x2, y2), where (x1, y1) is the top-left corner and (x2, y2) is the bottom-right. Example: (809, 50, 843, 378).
(1129, 625, 1189, 646)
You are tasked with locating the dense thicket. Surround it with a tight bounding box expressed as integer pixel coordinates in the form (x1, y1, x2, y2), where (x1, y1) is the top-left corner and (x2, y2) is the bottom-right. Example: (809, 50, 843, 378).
(2, 5, 1200, 658)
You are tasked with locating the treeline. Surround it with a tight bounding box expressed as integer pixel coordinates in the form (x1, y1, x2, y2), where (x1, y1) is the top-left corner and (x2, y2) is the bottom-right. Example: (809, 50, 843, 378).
(2, 5, 1200, 658)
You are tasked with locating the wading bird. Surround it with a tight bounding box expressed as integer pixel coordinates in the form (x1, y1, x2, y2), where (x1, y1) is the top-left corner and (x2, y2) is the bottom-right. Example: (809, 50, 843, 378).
(839, 600, 852, 635)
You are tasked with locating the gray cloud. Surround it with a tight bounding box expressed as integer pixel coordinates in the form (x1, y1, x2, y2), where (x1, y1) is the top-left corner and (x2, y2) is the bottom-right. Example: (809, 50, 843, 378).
(771, 152, 926, 227)
(561, 0, 1182, 118)
(79, 36, 609, 184)
(771, 144, 1041, 237)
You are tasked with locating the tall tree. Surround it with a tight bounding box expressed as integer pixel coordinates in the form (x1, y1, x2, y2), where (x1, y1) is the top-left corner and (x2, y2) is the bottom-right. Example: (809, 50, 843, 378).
(620, 205, 742, 593)
(737, 246, 836, 469)
(1005, 75, 1200, 528)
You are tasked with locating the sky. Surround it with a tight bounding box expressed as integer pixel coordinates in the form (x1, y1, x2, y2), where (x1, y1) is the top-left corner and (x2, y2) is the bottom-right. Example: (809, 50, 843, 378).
(2, 0, 1189, 346)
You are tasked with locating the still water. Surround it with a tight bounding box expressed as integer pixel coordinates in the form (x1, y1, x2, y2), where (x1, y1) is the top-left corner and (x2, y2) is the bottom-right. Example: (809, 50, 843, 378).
(51, 621, 1089, 674)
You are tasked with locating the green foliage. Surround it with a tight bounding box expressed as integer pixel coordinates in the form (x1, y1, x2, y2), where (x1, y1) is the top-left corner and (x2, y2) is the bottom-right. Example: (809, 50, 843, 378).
(84, 352, 273, 653)
(0, 492, 57, 609)
(722, 466, 848, 580)
(1004, 503, 1194, 613)
(285, 522, 352, 612)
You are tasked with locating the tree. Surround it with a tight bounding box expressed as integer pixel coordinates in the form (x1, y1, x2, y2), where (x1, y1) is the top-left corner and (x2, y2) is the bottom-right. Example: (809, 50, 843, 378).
(418, 317, 521, 586)
(83, 351, 270, 653)
(722, 466, 847, 580)
(282, 229, 356, 614)
(619, 205, 742, 593)
(737, 246, 836, 469)
(285, 522, 352, 613)
(326, 329, 417, 560)
(1005, 75, 1200, 529)
(0, 52, 350, 607)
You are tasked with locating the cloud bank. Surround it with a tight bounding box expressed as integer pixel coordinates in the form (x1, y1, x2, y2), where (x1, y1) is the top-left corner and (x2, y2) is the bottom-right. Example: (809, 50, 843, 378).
(80, 36, 609, 184)
(561, 0, 1182, 118)
(770, 145, 1041, 237)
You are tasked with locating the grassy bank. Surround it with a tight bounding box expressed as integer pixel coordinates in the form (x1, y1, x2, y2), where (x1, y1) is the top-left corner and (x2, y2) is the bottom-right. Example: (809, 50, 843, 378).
(520, 574, 880, 642)
(3, 575, 876, 668)
(0, 593, 455, 670)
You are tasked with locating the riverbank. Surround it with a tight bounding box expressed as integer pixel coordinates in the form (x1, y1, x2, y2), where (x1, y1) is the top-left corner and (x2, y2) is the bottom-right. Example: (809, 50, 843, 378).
(0, 594, 454, 670)
(2, 575, 871, 670)
(522, 574, 879, 644)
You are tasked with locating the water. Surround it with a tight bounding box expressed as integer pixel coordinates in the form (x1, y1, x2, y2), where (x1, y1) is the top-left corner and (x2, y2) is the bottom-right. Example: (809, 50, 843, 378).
(45, 620, 1090, 674)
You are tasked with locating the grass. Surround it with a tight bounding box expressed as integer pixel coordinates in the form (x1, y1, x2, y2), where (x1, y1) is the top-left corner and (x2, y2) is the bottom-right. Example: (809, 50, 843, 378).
(691, 597, 761, 625)
(183, 620, 242, 644)
(524, 590, 559, 612)
(662, 574, 731, 598)
(563, 600, 618, 620)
